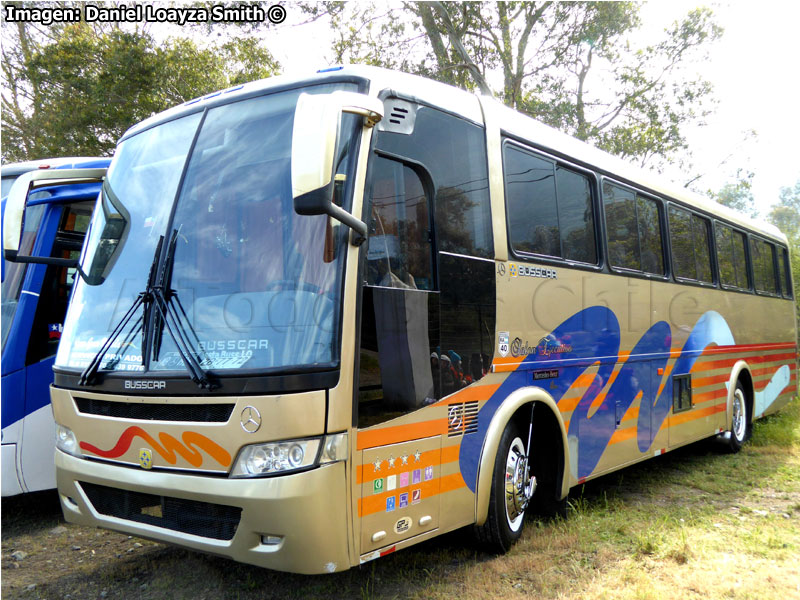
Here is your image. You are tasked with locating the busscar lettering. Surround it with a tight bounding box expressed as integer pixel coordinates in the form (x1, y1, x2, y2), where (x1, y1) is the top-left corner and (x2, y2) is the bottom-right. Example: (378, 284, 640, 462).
(124, 380, 167, 390)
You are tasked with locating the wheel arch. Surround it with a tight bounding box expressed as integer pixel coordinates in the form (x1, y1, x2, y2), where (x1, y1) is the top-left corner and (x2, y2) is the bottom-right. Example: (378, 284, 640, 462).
(726, 360, 754, 427)
(474, 386, 569, 526)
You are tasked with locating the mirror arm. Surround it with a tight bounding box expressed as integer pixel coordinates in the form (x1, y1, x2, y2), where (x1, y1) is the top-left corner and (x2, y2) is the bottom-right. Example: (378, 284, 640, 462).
(295, 186, 368, 245)
(328, 203, 367, 246)
(4, 249, 79, 268)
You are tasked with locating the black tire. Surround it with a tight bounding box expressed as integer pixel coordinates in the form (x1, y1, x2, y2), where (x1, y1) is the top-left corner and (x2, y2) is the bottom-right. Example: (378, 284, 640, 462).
(474, 422, 530, 553)
(726, 381, 751, 453)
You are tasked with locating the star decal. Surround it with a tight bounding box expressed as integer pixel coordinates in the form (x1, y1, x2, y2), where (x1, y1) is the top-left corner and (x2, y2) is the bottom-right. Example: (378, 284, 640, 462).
(373, 458, 382, 472)
(388, 456, 396, 468)
(414, 450, 421, 462)
(400, 454, 409, 466)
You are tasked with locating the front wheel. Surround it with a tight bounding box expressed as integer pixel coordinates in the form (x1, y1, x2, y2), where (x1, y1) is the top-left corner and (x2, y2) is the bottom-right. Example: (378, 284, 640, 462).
(726, 382, 751, 453)
(474, 422, 535, 553)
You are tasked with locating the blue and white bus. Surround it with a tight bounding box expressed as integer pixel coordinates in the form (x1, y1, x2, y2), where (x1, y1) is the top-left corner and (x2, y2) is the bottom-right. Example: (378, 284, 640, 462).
(1, 158, 109, 495)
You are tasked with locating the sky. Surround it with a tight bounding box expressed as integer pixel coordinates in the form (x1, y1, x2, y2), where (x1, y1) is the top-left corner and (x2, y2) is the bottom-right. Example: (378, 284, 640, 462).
(263, 0, 800, 217)
(638, 0, 800, 216)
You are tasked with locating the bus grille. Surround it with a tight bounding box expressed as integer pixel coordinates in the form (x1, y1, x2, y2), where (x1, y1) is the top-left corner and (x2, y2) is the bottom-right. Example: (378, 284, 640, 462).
(447, 401, 479, 437)
(80, 482, 241, 541)
(75, 397, 234, 423)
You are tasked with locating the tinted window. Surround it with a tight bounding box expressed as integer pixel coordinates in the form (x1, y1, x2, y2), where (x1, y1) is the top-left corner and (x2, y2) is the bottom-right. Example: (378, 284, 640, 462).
(715, 224, 735, 287)
(692, 214, 713, 282)
(375, 106, 492, 257)
(505, 147, 558, 256)
(778, 247, 792, 298)
(732, 230, 749, 289)
(669, 207, 693, 278)
(750, 238, 778, 294)
(366, 157, 433, 290)
(669, 207, 712, 283)
(715, 223, 749, 290)
(604, 183, 638, 270)
(557, 166, 597, 263)
(504, 145, 597, 264)
(603, 182, 663, 274)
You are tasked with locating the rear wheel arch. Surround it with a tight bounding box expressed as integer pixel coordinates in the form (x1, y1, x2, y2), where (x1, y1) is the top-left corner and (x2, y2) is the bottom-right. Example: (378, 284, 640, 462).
(726, 361, 754, 428)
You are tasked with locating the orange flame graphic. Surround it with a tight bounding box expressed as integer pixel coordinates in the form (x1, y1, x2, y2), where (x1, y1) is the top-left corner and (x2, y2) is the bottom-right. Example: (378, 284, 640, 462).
(79, 426, 232, 468)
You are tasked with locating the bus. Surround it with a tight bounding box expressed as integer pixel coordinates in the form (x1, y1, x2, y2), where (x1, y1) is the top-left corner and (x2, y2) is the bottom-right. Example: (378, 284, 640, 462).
(4, 66, 794, 573)
(2, 158, 109, 496)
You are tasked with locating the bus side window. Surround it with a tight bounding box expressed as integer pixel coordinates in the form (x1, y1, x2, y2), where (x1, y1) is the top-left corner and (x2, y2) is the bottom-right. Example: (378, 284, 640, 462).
(751, 238, 778, 295)
(670, 207, 712, 283)
(503, 143, 597, 265)
(778, 247, 792, 298)
(603, 183, 664, 275)
(715, 223, 736, 287)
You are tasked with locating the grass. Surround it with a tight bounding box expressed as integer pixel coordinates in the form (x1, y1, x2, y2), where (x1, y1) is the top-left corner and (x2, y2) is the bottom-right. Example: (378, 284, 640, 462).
(3, 399, 800, 600)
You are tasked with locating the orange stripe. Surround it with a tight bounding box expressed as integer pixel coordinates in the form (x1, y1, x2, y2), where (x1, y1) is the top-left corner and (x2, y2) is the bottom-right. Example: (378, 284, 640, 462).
(358, 447, 440, 485)
(691, 372, 731, 388)
(655, 364, 675, 399)
(621, 405, 639, 423)
(574, 372, 598, 387)
(358, 472, 465, 517)
(752, 363, 794, 378)
(357, 419, 447, 451)
(668, 403, 726, 427)
(693, 389, 727, 405)
(609, 426, 637, 445)
(441, 444, 460, 464)
(442, 383, 502, 404)
(357, 443, 464, 485)
(700, 351, 797, 372)
(559, 395, 582, 413)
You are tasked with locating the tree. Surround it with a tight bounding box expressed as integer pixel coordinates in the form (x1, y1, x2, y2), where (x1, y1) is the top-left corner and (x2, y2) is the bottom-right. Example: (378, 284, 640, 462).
(1, 6, 278, 161)
(768, 180, 800, 239)
(325, 2, 721, 168)
(711, 172, 758, 218)
(767, 179, 800, 317)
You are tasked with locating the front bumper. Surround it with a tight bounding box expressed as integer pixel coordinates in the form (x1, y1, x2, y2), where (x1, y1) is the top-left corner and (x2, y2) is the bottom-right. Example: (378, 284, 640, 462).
(56, 451, 350, 574)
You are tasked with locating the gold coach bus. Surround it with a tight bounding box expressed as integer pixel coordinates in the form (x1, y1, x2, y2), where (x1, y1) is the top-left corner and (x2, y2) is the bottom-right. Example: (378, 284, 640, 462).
(4, 66, 796, 574)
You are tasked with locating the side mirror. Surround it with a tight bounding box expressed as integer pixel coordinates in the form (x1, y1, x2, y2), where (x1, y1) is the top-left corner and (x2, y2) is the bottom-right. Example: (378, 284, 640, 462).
(3, 167, 107, 266)
(291, 90, 383, 241)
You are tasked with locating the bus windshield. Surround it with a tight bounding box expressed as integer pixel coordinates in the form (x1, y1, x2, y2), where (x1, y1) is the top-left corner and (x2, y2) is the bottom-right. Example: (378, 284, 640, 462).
(56, 83, 359, 376)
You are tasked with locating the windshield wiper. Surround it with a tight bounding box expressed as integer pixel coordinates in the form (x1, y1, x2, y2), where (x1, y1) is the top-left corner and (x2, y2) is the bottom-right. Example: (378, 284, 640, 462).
(149, 229, 215, 389)
(79, 231, 216, 390)
(77, 237, 162, 387)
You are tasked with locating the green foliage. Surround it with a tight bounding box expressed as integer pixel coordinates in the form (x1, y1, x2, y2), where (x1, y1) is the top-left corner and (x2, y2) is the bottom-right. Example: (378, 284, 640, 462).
(712, 174, 758, 218)
(1, 10, 278, 161)
(767, 179, 800, 317)
(326, 2, 721, 168)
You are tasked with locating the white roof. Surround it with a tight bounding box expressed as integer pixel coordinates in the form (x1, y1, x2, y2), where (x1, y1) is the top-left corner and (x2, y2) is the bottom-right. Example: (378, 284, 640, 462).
(121, 65, 785, 244)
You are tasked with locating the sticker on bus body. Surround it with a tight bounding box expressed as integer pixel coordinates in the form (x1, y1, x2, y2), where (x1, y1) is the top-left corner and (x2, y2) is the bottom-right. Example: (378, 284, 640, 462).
(498, 332, 509, 357)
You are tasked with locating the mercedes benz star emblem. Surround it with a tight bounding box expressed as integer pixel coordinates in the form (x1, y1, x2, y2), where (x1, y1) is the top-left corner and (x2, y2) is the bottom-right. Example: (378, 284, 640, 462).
(240, 406, 262, 433)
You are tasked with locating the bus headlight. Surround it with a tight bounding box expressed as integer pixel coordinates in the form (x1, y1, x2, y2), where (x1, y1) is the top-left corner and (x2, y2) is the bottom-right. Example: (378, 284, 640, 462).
(55, 424, 81, 457)
(230, 433, 348, 478)
(231, 438, 321, 478)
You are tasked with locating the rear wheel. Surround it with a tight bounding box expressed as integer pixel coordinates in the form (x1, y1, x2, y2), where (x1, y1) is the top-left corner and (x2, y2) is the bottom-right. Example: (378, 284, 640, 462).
(726, 382, 751, 453)
(474, 422, 535, 553)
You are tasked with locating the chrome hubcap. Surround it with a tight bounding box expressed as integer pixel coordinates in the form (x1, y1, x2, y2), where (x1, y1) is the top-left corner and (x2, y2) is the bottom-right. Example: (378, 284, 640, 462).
(732, 388, 746, 441)
(504, 438, 536, 531)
